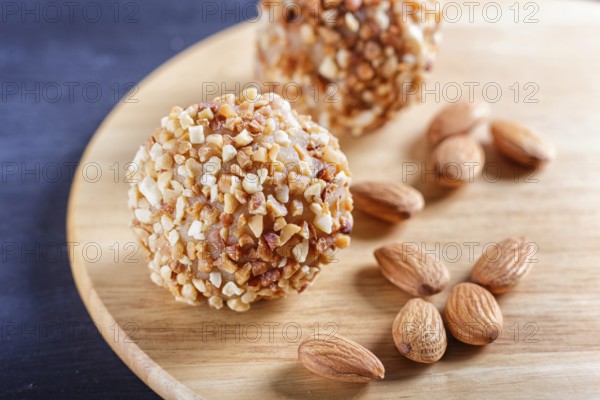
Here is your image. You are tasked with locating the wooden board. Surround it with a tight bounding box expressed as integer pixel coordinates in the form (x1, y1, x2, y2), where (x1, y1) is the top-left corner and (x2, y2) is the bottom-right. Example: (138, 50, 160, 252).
(67, 1, 600, 398)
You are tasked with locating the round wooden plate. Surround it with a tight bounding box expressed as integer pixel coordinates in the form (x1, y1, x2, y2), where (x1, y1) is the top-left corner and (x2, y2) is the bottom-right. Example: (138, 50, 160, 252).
(68, 1, 600, 398)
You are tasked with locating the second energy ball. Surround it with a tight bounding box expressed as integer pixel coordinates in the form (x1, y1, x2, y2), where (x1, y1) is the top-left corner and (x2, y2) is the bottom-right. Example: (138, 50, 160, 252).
(256, 0, 442, 136)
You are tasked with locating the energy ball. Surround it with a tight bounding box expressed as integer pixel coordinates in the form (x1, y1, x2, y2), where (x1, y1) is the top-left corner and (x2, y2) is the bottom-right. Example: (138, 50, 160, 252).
(128, 91, 353, 312)
(255, 0, 442, 136)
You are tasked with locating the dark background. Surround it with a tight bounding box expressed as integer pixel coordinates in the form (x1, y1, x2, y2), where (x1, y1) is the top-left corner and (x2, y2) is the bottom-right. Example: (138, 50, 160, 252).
(0, 0, 256, 397)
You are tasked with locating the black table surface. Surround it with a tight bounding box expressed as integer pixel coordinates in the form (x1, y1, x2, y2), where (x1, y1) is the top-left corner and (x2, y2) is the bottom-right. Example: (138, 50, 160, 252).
(0, 0, 256, 397)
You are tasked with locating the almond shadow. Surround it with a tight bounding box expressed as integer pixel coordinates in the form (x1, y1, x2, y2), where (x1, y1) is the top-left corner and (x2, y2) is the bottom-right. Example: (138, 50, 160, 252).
(442, 335, 490, 360)
(353, 265, 411, 312)
(481, 142, 542, 183)
(270, 363, 369, 399)
(350, 210, 404, 240)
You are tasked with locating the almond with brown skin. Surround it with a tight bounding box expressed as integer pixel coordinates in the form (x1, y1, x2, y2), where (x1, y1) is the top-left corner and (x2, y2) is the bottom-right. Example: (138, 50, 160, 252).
(350, 181, 424, 223)
(470, 237, 535, 294)
(393, 298, 447, 363)
(374, 242, 450, 297)
(444, 282, 503, 346)
(491, 120, 555, 167)
(430, 135, 485, 187)
(298, 335, 385, 383)
(427, 102, 489, 145)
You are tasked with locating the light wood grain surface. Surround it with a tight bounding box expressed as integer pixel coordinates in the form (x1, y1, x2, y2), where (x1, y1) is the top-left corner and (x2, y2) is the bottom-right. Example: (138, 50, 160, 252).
(67, 1, 600, 398)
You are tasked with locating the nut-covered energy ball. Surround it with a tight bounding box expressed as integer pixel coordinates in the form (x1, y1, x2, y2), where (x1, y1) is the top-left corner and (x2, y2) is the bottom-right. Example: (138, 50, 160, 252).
(256, 0, 442, 136)
(128, 91, 353, 312)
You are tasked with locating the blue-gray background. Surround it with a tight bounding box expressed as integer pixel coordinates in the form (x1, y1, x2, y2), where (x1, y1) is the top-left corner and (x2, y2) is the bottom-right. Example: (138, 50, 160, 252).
(0, 0, 256, 397)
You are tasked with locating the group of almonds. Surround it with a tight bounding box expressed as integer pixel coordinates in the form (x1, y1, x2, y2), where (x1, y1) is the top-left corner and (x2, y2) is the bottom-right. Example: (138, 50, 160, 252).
(428, 102, 556, 187)
(347, 101, 557, 225)
(297, 102, 551, 382)
(299, 237, 534, 382)
(380, 237, 534, 357)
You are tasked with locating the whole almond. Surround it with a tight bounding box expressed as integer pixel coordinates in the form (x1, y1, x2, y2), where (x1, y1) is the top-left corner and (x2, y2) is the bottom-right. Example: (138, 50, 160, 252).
(470, 237, 535, 294)
(298, 335, 385, 383)
(430, 135, 485, 187)
(374, 242, 450, 297)
(491, 120, 555, 167)
(444, 282, 503, 346)
(393, 298, 447, 363)
(427, 102, 489, 145)
(351, 181, 424, 223)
